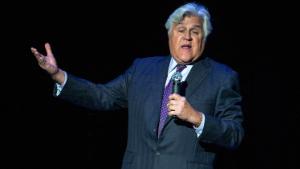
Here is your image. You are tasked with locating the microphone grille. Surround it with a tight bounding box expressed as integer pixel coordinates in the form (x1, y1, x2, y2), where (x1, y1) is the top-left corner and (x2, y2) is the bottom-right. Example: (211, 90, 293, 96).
(171, 71, 182, 82)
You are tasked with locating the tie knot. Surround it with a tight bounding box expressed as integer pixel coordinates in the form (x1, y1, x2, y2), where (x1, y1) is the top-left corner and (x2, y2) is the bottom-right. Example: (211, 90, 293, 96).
(176, 64, 186, 72)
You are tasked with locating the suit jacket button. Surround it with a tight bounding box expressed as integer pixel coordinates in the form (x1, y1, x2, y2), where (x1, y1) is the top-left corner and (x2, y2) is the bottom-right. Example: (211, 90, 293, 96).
(156, 152, 160, 156)
(153, 128, 156, 133)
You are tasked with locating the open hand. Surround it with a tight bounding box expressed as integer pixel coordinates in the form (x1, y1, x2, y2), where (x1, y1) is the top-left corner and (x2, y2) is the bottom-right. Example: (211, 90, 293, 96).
(31, 43, 59, 75)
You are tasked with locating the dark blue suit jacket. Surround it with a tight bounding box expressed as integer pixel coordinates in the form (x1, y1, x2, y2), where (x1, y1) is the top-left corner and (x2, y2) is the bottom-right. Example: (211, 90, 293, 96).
(58, 56, 244, 169)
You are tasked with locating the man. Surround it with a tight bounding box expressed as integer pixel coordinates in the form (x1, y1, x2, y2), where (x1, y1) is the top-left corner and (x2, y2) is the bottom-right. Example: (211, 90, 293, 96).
(31, 2, 244, 169)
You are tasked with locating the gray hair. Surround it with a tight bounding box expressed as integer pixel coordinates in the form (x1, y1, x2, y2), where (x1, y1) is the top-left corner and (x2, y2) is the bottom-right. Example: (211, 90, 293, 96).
(165, 2, 213, 40)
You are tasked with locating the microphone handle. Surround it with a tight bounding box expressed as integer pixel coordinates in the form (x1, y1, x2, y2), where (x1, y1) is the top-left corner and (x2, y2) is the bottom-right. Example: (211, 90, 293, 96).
(171, 80, 180, 119)
(172, 80, 180, 94)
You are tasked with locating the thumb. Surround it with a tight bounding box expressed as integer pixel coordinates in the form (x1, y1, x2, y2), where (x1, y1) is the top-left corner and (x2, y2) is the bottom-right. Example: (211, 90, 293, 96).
(45, 42, 53, 56)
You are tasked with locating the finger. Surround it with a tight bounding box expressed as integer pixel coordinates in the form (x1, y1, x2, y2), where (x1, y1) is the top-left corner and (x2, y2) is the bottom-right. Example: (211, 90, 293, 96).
(169, 93, 180, 100)
(31, 47, 44, 60)
(168, 100, 177, 105)
(168, 104, 176, 111)
(30, 47, 36, 53)
(30, 47, 38, 55)
(45, 42, 53, 56)
(168, 110, 176, 117)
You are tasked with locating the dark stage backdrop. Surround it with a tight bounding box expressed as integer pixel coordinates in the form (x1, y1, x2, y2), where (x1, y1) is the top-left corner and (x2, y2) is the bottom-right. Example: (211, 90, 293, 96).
(2, 0, 295, 169)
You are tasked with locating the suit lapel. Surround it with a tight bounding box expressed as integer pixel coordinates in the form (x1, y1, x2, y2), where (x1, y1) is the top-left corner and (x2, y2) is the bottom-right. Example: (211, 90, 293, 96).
(185, 57, 211, 98)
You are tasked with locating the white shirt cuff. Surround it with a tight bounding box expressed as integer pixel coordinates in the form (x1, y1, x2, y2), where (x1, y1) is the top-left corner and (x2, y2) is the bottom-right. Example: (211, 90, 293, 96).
(194, 113, 205, 138)
(55, 71, 68, 96)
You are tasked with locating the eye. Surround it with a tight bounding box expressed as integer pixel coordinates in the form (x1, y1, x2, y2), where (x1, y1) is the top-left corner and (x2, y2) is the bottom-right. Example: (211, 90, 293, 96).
(192, 31, 199, 35)
(191, 28, 201, 35)
(177, 27, 185, 33)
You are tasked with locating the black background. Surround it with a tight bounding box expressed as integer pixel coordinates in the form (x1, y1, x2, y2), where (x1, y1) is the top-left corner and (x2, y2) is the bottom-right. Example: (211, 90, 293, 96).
(2, 0, 297, 168)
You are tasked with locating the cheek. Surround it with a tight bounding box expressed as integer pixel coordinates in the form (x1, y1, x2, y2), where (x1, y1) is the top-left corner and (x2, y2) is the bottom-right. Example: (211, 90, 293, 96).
(173, 38, 180, 46)
(193, 39, 202, 49)
(171, 34, 181, 45)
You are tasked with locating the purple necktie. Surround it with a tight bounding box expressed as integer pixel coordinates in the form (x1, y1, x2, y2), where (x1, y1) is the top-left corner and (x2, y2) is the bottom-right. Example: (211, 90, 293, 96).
(157, 64, 186, 137)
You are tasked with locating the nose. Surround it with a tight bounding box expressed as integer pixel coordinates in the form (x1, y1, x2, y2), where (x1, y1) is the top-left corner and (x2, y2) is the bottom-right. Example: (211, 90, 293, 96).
(183, 32, 192, 41)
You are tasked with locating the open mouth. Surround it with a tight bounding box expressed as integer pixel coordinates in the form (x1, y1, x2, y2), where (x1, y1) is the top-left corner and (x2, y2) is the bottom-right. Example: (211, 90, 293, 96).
(181, 44, 192, 49)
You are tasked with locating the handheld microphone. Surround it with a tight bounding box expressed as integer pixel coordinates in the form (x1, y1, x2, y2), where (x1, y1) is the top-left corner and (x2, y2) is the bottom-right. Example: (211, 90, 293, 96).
(171, 71, 182, 94)
(170, 72, 182, 120)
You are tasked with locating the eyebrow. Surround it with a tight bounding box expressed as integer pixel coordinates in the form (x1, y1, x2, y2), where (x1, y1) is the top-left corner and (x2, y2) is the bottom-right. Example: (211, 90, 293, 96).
(191, 25, 202, 29)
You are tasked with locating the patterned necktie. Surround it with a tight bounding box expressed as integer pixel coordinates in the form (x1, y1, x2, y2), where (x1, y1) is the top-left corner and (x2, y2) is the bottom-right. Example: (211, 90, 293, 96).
(157, 64, 186, 137)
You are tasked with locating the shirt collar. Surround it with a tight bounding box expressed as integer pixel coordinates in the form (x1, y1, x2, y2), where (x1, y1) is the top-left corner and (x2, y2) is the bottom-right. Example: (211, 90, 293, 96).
(168, 57, 178, 74)
(168, 57, 194, 73)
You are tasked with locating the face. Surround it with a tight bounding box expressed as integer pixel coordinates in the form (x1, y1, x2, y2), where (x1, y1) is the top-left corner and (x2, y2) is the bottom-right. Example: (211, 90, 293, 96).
(168, 15, 205, 64)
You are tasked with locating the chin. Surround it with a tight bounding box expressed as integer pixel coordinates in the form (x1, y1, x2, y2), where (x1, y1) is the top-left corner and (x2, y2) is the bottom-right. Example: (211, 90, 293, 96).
(178, 56, 194, 63)
(177, 59, 193, 64)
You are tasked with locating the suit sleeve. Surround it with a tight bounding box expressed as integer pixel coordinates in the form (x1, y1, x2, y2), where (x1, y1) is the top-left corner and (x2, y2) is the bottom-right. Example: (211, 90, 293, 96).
(55, 59, 138, 111)
(199, 71, 244, 149)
